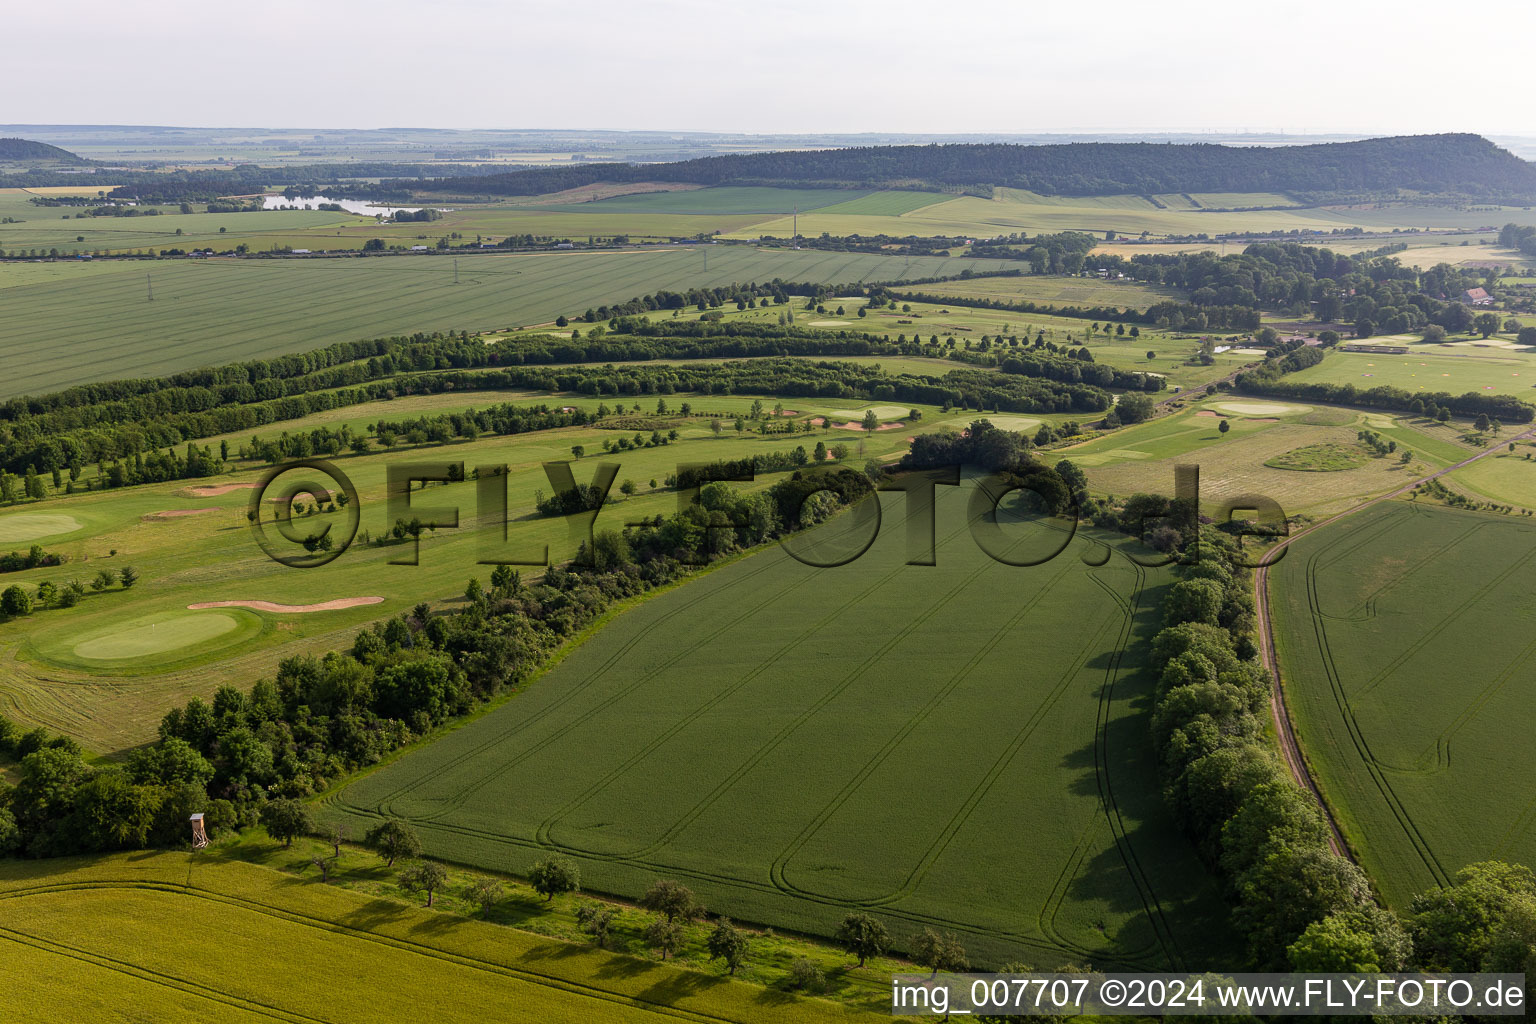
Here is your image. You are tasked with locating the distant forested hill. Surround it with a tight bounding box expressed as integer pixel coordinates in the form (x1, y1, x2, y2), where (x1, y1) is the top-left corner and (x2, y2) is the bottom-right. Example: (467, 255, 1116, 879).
(0, 138, 87, 164)
(414, 134, 1536, 200)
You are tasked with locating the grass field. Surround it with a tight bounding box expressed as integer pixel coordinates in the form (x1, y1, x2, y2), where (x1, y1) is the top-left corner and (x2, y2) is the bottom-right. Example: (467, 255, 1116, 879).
(322, 482, 1233, 969)
(1053, 399, 1468, 518)
(0, 394, 944, 750)
(0, 852, 875, 1023)
(1264, 442, 1370, 472)
(906, 274, 1186, 310)
(1271, 502, 1536, 906)
(1444, 445, 1536, 507)
(0, 248, 1020, 400)
(1286, 340, 1536, 400)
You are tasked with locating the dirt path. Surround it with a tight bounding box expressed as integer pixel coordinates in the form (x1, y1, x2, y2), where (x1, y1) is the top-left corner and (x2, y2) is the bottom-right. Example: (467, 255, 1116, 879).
(1253, 423, 1536, 860)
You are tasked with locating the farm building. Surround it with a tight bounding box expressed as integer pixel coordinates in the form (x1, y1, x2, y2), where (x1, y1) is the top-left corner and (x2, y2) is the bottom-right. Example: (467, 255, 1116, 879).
(1462, 287, 1494, 305)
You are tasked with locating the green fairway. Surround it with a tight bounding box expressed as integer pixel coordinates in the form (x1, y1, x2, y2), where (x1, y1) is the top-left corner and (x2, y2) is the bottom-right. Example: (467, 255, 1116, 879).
(1271, 502, 1536, 906)
(0, 248, 1019, 400)
(0, 853, 872, 1024)
(1445, 447, 1536, 506)
(0, 513, 83, 543)
(1286, 341, 1536, 401)
(324, 484, 1232, 969)
(69, 609, 249, 662)
(911, 274, 1186, 310)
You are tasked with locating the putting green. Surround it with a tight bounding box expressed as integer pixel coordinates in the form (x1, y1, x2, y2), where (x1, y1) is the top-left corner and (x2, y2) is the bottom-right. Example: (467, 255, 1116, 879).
(1211, 400, 1312, 417)
(828, 405, 910, 420)
(0, 513, 82, 543)
(72, 611, 246, 662)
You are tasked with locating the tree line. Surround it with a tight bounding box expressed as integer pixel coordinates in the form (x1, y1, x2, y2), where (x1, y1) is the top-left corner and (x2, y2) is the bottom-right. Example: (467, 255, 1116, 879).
(409, 135, 1536, 201)
(1144, 524, 1536, 975)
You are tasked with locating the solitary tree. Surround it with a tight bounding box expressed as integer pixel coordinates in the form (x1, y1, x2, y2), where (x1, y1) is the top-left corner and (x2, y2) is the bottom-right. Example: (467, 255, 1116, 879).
(641, 879, 703, 923)
(836, 912, 890, 968)
(909, 928, 968, 976)
(118, 565, 139, 589)
(570, 444, 585, 459)
(1475, 312, 1502, 339)
(0, 585, 31, 619)
(861, 409, 880, 434)
(399, 861, 449, 906)
(259, 799, 313, 848)
(646, 917, 684, 960)
(309, 854, 338, 883)
(1218, 419, 1231, 435)
(465, 878, 504, 914)
(364, 818, 421, 867)
(528, 858, 580, 901)
(1146, 350, 1157, 361)
(707, 918, 750, 974)
(576, 902, 615, 948)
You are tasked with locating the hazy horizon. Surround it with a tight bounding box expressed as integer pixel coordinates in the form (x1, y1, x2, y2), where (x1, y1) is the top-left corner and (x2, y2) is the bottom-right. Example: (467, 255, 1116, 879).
(12, 0, 1535, 137)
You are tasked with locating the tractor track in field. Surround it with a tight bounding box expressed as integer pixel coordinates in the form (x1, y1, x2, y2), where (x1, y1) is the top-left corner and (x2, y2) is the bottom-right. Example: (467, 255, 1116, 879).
(1253, 421, 1536, 862)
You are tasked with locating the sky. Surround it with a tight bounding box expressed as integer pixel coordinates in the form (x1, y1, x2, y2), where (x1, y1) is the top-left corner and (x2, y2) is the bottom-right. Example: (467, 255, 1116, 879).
(10, 0, 1536, 136)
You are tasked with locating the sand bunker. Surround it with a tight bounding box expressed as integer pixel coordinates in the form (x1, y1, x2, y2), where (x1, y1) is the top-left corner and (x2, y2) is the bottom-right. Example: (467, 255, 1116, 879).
(832, 420, 906, 431)
(188, 597, 384, 614)
(181, 482, 256, 497)
(145, 508, 221, 520)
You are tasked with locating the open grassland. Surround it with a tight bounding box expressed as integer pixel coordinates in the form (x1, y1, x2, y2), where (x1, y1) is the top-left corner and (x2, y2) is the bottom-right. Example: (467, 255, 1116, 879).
(0, 248, 1019, 400)
(1270, 502, 1536, 906)
(323, 485, 1233, 969)
(1055, 400, 1466, 518)
(906, 274, 1186, 310)
(0, 396, 946, 750)
(1286, 341, 1536, 400)
(0, 853, 874, 1023)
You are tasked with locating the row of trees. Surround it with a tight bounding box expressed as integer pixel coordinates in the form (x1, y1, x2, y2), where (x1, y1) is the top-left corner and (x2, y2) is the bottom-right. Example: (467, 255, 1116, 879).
(1146, 525, 1536, 974)
(1236, 347, 1534, 424)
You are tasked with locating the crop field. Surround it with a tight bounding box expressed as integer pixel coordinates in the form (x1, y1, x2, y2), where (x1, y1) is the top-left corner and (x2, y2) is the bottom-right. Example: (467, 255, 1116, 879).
(324, 483, 1232, 968)
(0, 853, 868, 1023)
(0, 248, 1020, 400)
(1286, 342, 1536, 400)
(908, 273, 1187, 310)
(1055, 400, 1467, 518)
(724, 190, 1536, 243)
(0, 395, 940, 750)
(1270, 502, 1536, 906)
(535, 186, 871, 215)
